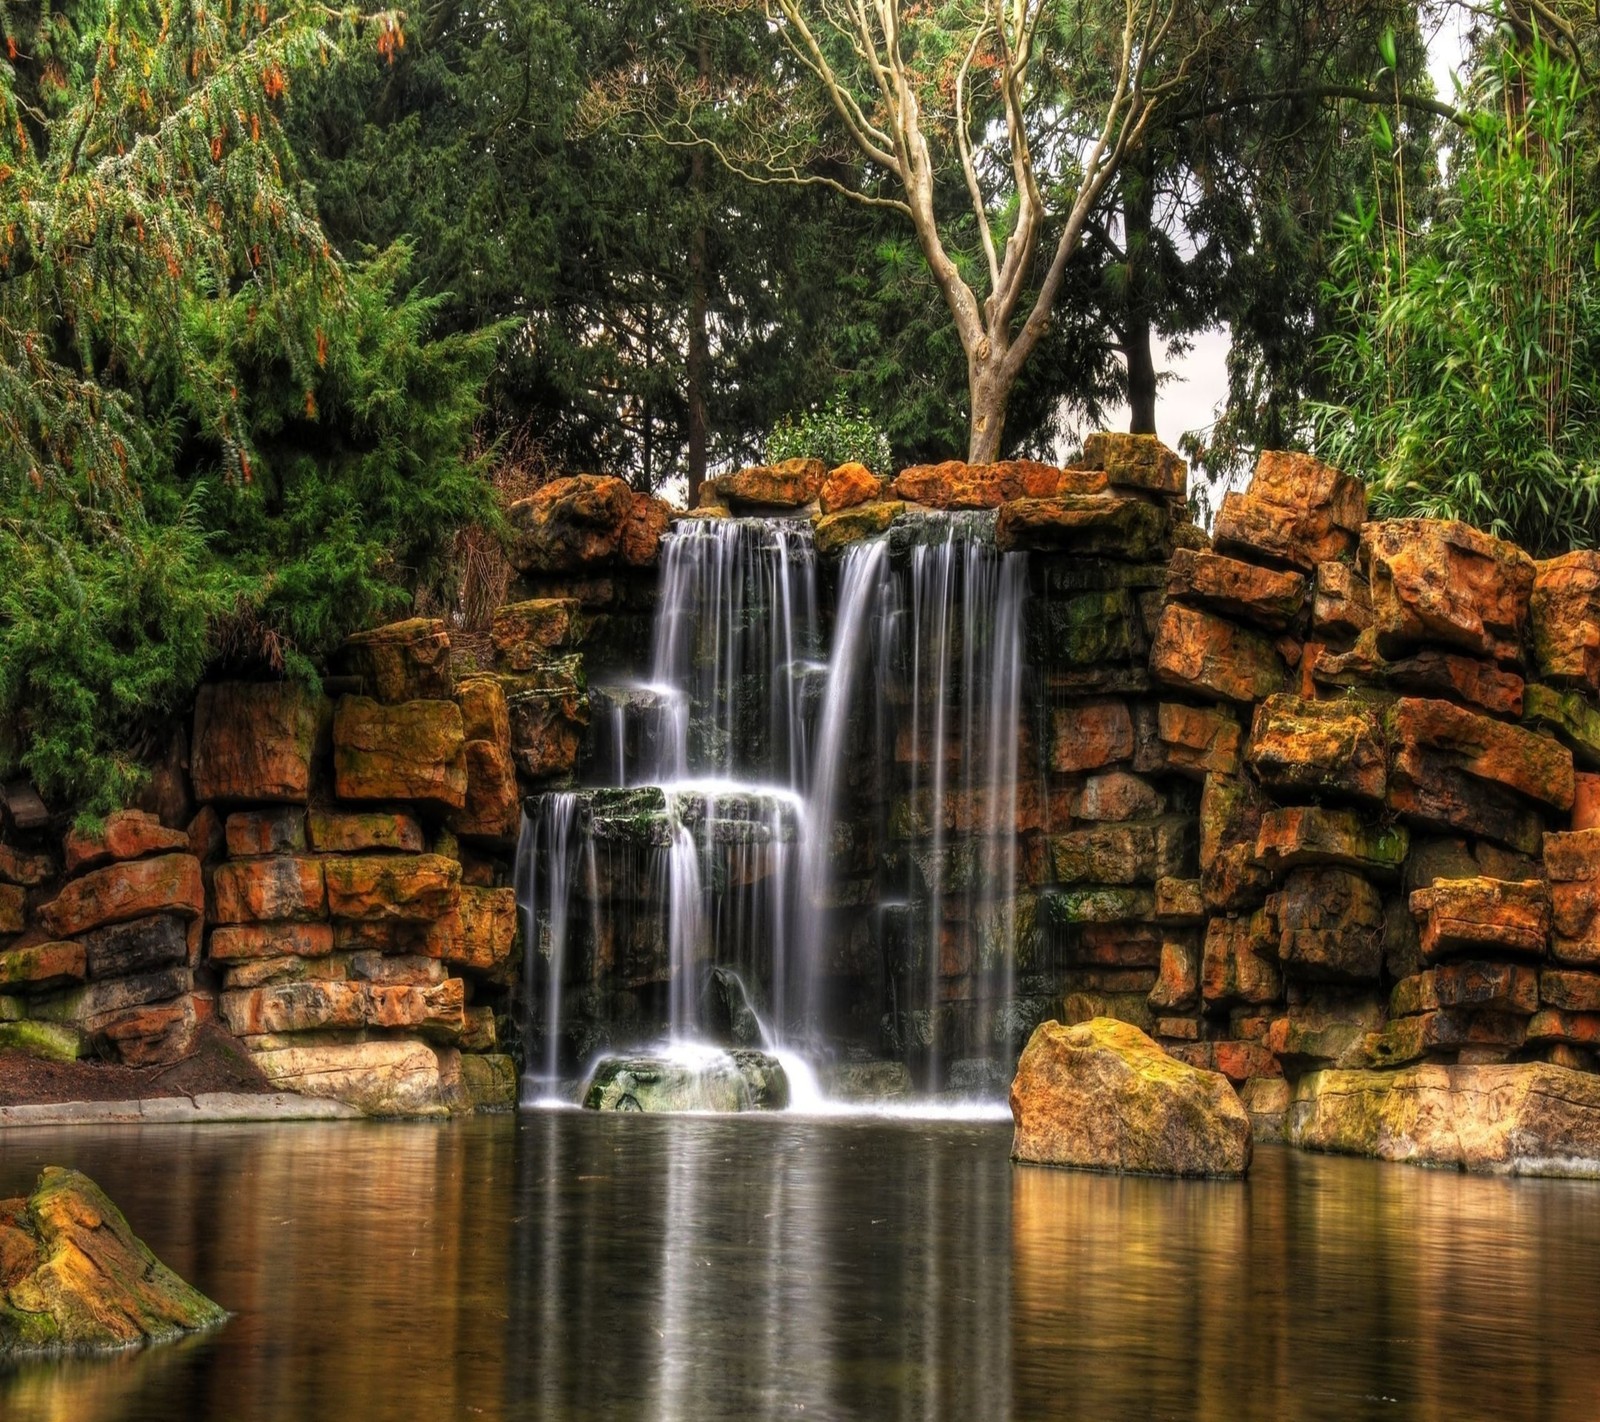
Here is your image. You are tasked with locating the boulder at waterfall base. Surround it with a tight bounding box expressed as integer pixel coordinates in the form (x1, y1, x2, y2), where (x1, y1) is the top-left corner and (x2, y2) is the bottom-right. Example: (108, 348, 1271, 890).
(1010, 1017, 1251, 1176)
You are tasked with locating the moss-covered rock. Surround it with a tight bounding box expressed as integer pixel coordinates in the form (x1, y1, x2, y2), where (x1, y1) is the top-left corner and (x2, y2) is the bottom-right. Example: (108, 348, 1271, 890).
(582, 1048, 790, 1112)
(0, 1167, 226, 1357)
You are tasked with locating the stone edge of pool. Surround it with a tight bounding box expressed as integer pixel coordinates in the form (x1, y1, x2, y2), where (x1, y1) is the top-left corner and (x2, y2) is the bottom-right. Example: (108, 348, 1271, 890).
(0, 1093, 363, 1128)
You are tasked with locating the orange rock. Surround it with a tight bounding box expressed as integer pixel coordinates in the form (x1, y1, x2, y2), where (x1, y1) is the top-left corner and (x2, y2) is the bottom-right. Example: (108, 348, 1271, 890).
(191, 681, 326, 805)
(1151, 603, 1286, 705)
(1362, 519, 1534, 666)
(1574, 774, 1600, 831)
(61, 810, 187, 877)
(1200, 912, 1281, 1006)
(211, 856, 327, 925)
(1213, 451, 1365, 571)
(892, 459, 1068, 509)
(1381, 649, 1524, 718)
(508, 474, 632, 571)
(0, 843, 55, 886)
(994, 494, 1169, 560)
(1211, 1040, 1283, 1084)
(426, 886, 518, 980)
(185, 805, 225, 864)
(1539, 968, 1600, 1014)
(1269, 867, 1385, 982)
(1147, 937, 1200, 1011)
(0, 883, 23, 935)
(332, 696, 468, 811)
(621, 492, 671, 565)
(0, 939, 86, 991)
(223, 809, 307, 858)
(503, 661, 587, 781)
(491, 599, 585, 672)
(1531, 550, 1600, 688)
(305, 810, 425, 855)
(219, 977, 464, 1039)
(339, 618, 453, 703)
(209, 921, 336, 962)
(1246, 693, 1387, 804)
(1165, 548, 1305, 629)
(720, 458, 826, 509)
(1527, 1008, 1600, 1046)
(1069, 771, 1164, 821)
(1083, 432, 1187, 497)
(818, 462, 882, 514)
(96, 991, 214, 1067)
(1156, 703, 1241, 778)
(456, 674, 511, 745)
(1049, 699, 1134, 772)
(323, 853, 461, 923)
(37, 853, 203, 938)
(1409, 877, 1549, 961)
(451, 738, 520, 841)
(1312, 561, 1372, 641)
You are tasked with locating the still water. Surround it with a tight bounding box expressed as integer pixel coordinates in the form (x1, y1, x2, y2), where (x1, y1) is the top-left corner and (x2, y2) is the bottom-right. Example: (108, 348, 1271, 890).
(3, 1112, 1599, 1420)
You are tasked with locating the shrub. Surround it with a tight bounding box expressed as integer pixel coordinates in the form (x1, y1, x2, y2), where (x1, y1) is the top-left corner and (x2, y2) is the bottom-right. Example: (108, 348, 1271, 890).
(766, 398, 893, 472)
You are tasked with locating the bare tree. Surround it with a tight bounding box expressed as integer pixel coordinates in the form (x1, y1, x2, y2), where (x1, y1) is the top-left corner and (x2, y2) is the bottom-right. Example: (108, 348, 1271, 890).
(587, 0, 1215, 461)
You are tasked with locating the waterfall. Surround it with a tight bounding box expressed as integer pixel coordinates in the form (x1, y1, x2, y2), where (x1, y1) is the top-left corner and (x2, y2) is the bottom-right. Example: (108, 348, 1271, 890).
(514, 791, 584, 1092)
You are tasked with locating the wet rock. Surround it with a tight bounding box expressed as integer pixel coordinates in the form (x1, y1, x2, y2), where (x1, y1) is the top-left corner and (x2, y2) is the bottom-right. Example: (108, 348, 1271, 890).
(38, 854, 203, 939)
(1247, 693, 1387, 804)
(1270, 868, 1385, 982)
(1038, 887, 1155, 927)
(1070, 771, 1166, 822)
(1394, 960, 1539, 1015)
(1362, 519, 1534, 666)
(305, 810, 426, 855)
(819, 1059, 913, 1101)
(1045, 819, 1194, 886)
(1154, 878, 1205, 923)
(1530, 550, 1600, 688)
(223, 809, 307, 859)
(1213, 452, 1366, 571)
(0, 1167, 226, 1357)
(0, 941, 86, 992)
(0, 845, 55, 887)
(427, 886, 517, 980)
(491, 599, 588, 672)
(1287, 1063, 1600, 1175)
(1253, 807, 1408, 877)
(0, 1020, 84, 1062)
(1409, 877, 1549, 961)
(1150, 603, 1286, 705)
(1049, 699, 1134, 772)
(818, 462, 883, 513)
(812, 500, 905, 555)
(1522, 683, 1600, 770)
(323, 854, 461, 923)
(1166, 548, 1306, 630)
(1156, 703, 1241, 778)
(583, 1048, 791, 1112)
(1199, 772, 1272, 911)
(80, 914, 189, 979)
(191, 682, 326, 805)
(63, 811, 188, 877)
(995, 494, 1170, 561)
(503, 659, 588, 781)
(1381, 650, 1524, 718)
(339, 618, 453, 703)
(1538, 968, 1600, 1013)
(459, 1053, 518, 1111)
(332, 697, 468, 812)
(509, 475, 669, 572)
(1312, 562, 1372, 641)
(248, 1037, 461, 1116)
(209, 922, 336, 962)
(211, 856, 326, 925)
(1083, 432, 1186, 497)
(0, 885, 24, 935)
(1201, 912, 1281, 1005)
(1009, 1018, 1250, 1177)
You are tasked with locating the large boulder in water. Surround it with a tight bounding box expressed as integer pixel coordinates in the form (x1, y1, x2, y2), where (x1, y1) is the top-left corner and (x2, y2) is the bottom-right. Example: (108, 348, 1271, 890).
(1009, 1017, 1251, 1177)
(1287, 1063, 1600, 1176)
(583, 1047, 790, 1112)
(0, 1167, 226, 1357)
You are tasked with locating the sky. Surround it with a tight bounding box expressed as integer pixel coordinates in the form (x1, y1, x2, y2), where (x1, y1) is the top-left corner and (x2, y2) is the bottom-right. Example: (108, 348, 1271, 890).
(1090, 7, 1475, 460)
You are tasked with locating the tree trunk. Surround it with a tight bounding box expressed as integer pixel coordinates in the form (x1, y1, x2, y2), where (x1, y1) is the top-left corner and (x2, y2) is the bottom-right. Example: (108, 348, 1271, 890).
(968, 360, 1008, 464)
(685, 25, 711, 507)
(1122, 156, 1158, 435)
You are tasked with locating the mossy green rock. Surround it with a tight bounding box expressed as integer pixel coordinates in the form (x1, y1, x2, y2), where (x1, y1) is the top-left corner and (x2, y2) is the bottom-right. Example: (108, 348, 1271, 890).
(583, 1049, 790, 1112)
(813, 501, 904, 556)
(1010, 1017, 1251, 1177)
(0, 1020, 84, 1062)
(0, 1167, 226, 1357)
(460, 1052, 518, 1112)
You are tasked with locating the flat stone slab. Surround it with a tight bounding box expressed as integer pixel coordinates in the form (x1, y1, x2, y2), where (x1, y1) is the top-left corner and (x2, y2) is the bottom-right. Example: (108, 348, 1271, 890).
(0, 1093, 361, 1129)
(1287, 1063, 1600, 1176)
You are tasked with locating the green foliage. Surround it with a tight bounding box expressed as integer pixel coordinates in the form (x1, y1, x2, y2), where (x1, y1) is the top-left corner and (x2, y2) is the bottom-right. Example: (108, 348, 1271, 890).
(766, 399, 893, 472)
(0, 5, 496, 813)
(1313, 40, 1600, 554)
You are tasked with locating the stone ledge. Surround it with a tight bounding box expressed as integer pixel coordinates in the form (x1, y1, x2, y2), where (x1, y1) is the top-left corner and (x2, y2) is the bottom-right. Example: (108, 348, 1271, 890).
(0, 1092, 362, 1128)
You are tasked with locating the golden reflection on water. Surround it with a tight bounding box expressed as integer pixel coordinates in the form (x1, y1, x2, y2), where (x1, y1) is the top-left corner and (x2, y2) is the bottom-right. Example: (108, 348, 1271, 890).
(3, 1120, 1600, 1421)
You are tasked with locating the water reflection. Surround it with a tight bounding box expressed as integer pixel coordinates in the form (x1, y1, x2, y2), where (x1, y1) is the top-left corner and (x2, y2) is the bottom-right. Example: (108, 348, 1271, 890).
(2, 1119, 1600, 1420)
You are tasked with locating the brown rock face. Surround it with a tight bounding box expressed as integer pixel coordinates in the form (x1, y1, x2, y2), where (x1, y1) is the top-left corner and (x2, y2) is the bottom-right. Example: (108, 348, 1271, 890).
(97, 991, 215, 1067)
(1270, 868, 1385, 981)
(891, 459, 1069, 510)
(191, 681, 325, 804)
(509, 475, 668, 572)
(1070, 771, 1165, 822)
(995, 494, 1169, 561)
(1362, 519, 1535, 666)
(1049, 699, 1134, 772)
(0, 1167, 226, 1356)
(220, 977, 464, 1040)
(306, 810, 425, 855)
(223, 809, 307, 859)
(80, 914, 189, 979)
(818, 462, 883, 514)
(1409, 877, 1550, 960)
(1388, 696, 1573, 852)
(1083, 432, 1187, 497)
(1199, 772, 1273, 911)
(491, 599, 586, 671)
(503, 660, 587, 781)
(1166, 548, 1306, 630)
(211, 856, 327, 925)
(63, 810, 189, 876)
(0, 884, 24, 935)
(1151, 603, 1286, 705)
(1531, 551, 1600, 688)
(1380, 649, 1525, 718)
(38, 854, 203, 939)
(1201, 912, 1282, 1005)
(333, 696, 468, 811)
(1045, 818, 1194, 886)
(1009, 1018, 1250, 1177)
(1156, 703, 1241, 778)
(715, 458, 826, 509)
(1313, 562, 1373, 641)
(453, 737, 520, 841)
(1147, 938, 1200, 1011)
(323, 854, 461, 923)
(0, 844, 55, 887)
(0, 940, 87, 991)
(427, 886, 518, 979)
(1247, 693, 1387, 804)
(1213, 452, 1366, 571)
(1254, 806, 1408, 877)
(340, 618, 453, 703)
(209, 921, 336, 962)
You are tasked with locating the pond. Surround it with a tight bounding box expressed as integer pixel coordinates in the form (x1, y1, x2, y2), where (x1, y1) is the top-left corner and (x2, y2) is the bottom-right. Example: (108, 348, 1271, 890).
(3, 1111, 1599, 1420)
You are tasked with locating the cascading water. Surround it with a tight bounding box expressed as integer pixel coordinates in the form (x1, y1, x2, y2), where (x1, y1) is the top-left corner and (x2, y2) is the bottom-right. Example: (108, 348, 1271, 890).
(514, 507, 1030, 1100)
